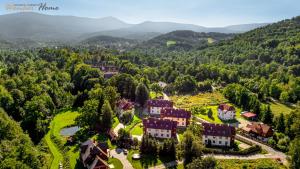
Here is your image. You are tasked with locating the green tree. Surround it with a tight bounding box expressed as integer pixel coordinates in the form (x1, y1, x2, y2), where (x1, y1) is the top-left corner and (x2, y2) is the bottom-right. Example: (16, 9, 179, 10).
(101, 100, 113, 129)
(276, 113, 285, 133)
(262, 105, 273, 125)
(289, 138, 300, 169)
(135, 83, 149, 107)
(76, 99, 100, 129)
(186, 156, 217, 169)
(207, 108, 213, 119)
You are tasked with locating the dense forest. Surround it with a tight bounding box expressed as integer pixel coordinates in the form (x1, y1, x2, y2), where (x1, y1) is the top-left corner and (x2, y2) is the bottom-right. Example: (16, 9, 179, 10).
(0, 16, 299, 168)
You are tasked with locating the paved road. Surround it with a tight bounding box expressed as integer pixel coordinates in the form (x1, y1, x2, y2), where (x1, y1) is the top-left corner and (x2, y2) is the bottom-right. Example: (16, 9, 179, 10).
(110, 148, 134, 169)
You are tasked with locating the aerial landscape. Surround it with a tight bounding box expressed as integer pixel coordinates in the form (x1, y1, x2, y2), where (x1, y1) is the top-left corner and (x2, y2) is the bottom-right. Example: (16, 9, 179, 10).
(0, 0, 300, 169)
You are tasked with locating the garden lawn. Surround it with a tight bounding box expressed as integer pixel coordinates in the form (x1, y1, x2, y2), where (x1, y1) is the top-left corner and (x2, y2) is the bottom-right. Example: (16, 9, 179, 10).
(109, 158, 123, 169)
(194, 105, 241, 124)
(167, 40, 177, 46)
(170, 92, 228, 109)
(127, 150, 175, 169)
(207, 37, 215, 43)
(125, 115, 142, 131)
(269, 101, 293, 116)
(130, 123, 143, 135)
(45, 110, 80, 169)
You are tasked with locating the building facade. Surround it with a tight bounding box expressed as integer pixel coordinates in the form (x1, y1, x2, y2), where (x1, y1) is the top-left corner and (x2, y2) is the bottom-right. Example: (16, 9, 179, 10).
(147, 99, 173, 115)
(160, 108, 191, 127)
(217, 104, 236, 120)
(143, 118, 177, 139)
(202, 123, 236, 147)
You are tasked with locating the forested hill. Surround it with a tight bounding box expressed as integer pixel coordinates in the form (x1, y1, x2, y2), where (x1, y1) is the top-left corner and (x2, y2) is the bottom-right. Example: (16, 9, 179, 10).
(188, 16, 300, 65)
(135, 30, 234, 51)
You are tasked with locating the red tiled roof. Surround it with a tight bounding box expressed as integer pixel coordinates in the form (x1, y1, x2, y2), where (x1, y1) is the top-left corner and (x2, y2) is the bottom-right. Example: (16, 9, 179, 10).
(202, 123, 235, 137)
(147, 99, 173, 108)
(117, 99, 134, 110)
(245, 122, 273, 137)
(143, 118, 177, 130)
(161, 108, 191, 119)
(242, 112, 257, 118)
(218, 104, 235, 111)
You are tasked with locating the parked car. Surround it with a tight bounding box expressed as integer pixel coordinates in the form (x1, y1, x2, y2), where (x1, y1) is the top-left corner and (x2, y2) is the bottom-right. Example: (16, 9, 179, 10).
(123, 149, 128, 155)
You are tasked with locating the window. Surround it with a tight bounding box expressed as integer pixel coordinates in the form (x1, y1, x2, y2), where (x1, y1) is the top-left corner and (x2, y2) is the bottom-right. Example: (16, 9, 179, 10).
(219, 141, 222, 144)
(161, 134, 164, 137)
(225, 142, 228, 145)
(166, 134, 169, 137)
(213, 140, 215, 143)
(205, 140, 207, 143)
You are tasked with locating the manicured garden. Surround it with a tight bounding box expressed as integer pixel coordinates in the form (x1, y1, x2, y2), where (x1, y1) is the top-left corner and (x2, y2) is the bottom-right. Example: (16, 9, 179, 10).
(130, 123, 143, 135)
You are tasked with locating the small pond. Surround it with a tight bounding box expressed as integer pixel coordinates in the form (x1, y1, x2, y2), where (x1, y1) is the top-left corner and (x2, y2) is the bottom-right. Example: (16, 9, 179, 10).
(60, 126, 80, 136)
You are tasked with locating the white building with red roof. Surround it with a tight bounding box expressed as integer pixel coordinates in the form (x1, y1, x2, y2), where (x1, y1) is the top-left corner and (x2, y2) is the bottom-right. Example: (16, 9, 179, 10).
(202, 123, 236, 147)
(160, 108, 191, 127)
(143, 118, 177, 139)
(217, 104, 236, 120)
(147, 99, 173, 116)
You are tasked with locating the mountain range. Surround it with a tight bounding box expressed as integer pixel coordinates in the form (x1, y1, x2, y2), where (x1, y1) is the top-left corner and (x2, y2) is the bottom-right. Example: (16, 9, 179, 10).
(0, 12, 269, 46)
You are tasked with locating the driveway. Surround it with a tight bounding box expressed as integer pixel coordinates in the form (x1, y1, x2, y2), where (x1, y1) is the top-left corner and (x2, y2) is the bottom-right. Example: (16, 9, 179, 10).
(110, 148, 134, 169)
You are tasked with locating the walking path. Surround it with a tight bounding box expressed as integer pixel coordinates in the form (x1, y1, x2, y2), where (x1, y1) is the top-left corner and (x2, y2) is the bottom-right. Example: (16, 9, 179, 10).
(110, 148, 134, 169)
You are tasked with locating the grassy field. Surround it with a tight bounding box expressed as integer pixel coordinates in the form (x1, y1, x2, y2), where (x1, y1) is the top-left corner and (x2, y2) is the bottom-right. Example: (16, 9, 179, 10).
(130, 123, 143, 135)
(269, 101, 293, 116)
(127, 150, 175, 169)
(45, 110, 81, 169)
(109, 158, 123, 169)
(174, 159, 286, 169)
(167, 40, 177, 46)
(170, 92, 228, 109)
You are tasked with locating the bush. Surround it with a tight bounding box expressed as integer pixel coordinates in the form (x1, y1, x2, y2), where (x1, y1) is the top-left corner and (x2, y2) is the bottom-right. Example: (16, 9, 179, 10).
(203, 145, 261, 155)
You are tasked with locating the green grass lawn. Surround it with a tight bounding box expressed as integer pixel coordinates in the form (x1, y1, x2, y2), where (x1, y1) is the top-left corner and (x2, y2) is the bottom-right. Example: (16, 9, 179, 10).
(174, 159, 285, 169)
(170, 92, 228, 109)
(150, 91, 163, 99)
(269, 101, 293, 116)
(166, 40, 177, 46)
(45, 110, 80, 169)
(127, 150, 175, 169)
(130, 123, 143, 135)
(194, 105, 241, 124)
(113, 116, 120, 128)
(125, 115, 142, 131)
(109, 158, 123, 169)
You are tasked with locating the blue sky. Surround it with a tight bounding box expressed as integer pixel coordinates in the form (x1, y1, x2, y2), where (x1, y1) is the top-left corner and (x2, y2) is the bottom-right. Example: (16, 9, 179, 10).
(0, 0, 299, 27)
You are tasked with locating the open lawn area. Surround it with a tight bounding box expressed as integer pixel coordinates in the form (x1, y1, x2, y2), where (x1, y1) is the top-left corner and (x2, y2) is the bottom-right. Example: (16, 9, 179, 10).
(207, 37, 215, 43)
(128, 150, 175, 169)
(130, 123, 143, 135)
(174, 159, 286, 169)
(109, 158, 123, 169)
(44, 110, 82, 169)
(167, 40, 177, 46)
(268, 101, 294, 116)
(125, 115, 142, 131)
(194, 105, 241, 124)
(170, 92, 228, 109)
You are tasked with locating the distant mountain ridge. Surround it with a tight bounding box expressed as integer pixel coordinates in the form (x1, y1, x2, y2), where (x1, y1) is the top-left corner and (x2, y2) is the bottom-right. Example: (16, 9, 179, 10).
(0, 12, 269, 48)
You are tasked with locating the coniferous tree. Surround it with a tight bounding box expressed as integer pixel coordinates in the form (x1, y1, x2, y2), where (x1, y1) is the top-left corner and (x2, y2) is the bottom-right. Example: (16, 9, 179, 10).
(262, 105, 273, 124)
(276, 113, 285, 133)
(135, 83, 149, 107)
(101, 100, 113, 129)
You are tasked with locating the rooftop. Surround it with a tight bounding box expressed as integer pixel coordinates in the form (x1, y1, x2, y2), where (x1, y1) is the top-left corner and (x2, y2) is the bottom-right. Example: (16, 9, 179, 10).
(202, 123, 235, 137)
(147, 99, 173, 108)
(161, 107, 191, 118)
(143, 117, 177, 130)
